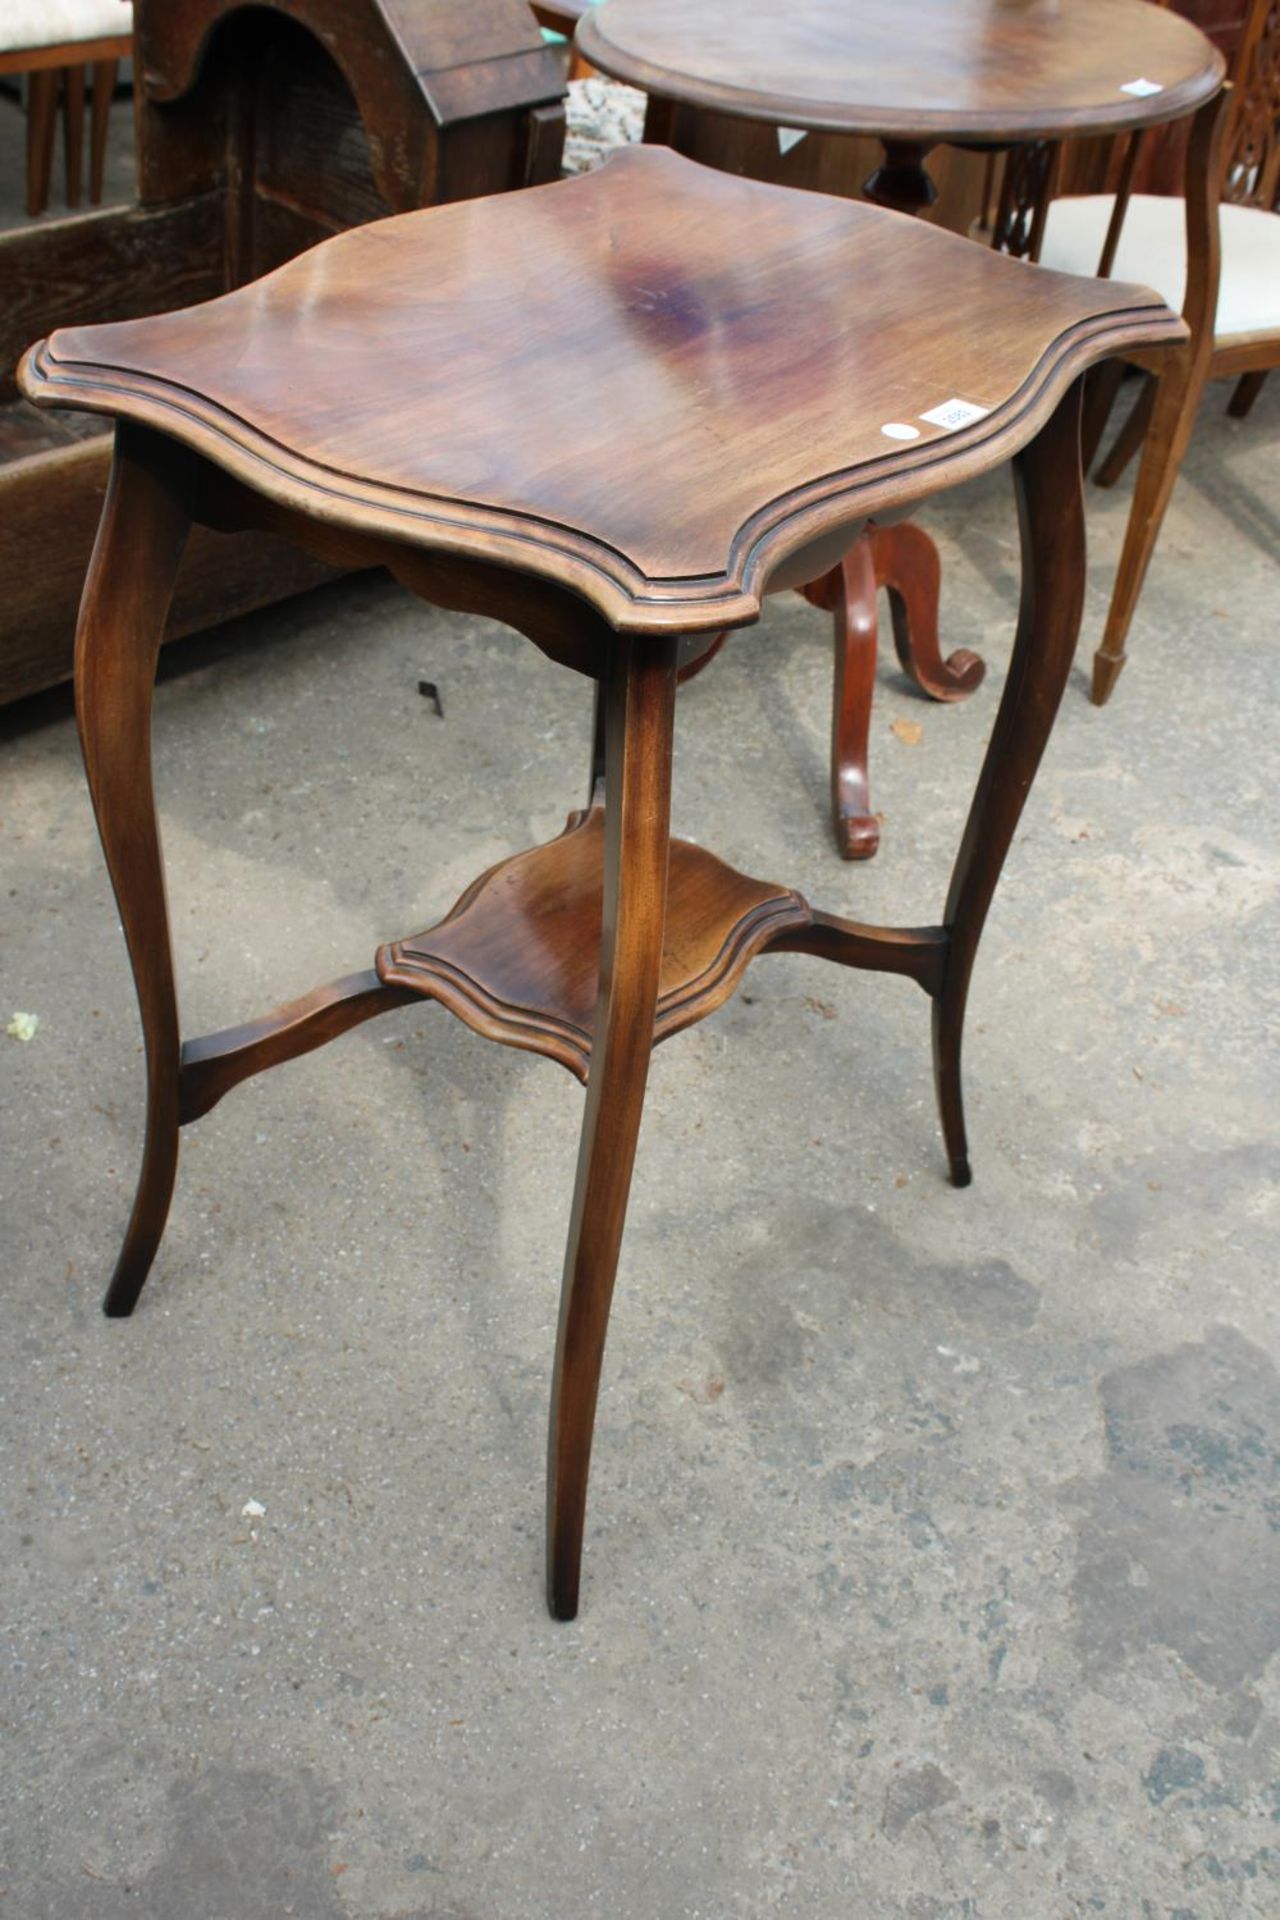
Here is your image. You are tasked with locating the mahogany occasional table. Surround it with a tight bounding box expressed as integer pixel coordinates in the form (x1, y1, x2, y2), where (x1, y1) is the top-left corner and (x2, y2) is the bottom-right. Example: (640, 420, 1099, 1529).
(578, 0, 1224, 855)
(21, 149, 1182, 1618)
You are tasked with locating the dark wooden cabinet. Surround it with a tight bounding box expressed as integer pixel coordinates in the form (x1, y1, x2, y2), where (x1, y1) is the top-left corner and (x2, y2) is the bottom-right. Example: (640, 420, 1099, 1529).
(0, 0, 567, 708)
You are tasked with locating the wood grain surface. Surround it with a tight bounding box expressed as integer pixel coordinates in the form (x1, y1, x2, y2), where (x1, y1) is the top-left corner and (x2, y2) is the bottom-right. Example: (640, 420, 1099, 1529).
(379, 806, 811, 1079)
(22, 147, 1186, 633)
(579, 0, 1226, 143)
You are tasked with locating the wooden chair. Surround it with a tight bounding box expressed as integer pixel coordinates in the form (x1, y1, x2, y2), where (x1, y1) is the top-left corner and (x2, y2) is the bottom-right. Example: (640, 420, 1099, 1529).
(1037, 0, 1278, 705)
(1, 2, 133, 215)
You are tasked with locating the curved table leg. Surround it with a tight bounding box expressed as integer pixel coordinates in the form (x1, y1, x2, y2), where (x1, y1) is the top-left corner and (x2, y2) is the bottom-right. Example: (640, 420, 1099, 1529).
(76, 427, 191, 1315)
(546, 635, 678, 1620)
(803, 535, 880, 859)
(872, 520, 985, 702)
(933, 380, 1086, 1186)
(801, 521, 986, 861)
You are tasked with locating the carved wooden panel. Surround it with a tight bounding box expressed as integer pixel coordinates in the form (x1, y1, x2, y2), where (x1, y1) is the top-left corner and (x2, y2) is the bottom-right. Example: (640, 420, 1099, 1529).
(1224, 0, 1280, 206)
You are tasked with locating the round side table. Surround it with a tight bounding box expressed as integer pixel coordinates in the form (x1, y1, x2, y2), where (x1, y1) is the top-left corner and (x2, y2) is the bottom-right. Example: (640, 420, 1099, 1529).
(578, 0, 1224, 855)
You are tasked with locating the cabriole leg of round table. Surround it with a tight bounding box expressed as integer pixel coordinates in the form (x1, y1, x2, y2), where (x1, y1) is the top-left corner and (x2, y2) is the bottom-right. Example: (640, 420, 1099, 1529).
(800, 537, 881, 858)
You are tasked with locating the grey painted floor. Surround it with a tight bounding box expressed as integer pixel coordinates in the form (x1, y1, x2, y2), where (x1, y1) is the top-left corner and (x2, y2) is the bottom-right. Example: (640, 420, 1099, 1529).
(2, 91, 1278, 1920)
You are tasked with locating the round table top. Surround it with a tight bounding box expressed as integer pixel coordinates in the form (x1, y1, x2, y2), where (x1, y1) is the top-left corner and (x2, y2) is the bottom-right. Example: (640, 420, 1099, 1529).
(578, 0, 1225, 145)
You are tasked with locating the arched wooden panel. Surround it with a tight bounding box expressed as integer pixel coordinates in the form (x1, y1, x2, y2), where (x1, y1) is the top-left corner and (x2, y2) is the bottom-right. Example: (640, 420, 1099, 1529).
(136, 0, 565, 215)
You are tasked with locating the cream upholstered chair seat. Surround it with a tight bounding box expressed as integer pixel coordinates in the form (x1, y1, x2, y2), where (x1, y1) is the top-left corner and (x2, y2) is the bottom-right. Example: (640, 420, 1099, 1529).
(1040, 192, 1280, 348)
(0, 2, 132, 55)
(563, 76, 645, 175)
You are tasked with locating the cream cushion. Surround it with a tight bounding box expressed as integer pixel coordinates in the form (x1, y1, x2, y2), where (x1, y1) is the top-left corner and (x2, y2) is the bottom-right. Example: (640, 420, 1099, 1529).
(0, 2, 132, 56)
(1039, 192, 1280, 346)
(563, 77, 646, 176)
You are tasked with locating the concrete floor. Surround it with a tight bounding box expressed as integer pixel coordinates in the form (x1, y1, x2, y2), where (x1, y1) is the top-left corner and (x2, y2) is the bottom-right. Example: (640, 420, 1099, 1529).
(2, 90, 1279, 1920)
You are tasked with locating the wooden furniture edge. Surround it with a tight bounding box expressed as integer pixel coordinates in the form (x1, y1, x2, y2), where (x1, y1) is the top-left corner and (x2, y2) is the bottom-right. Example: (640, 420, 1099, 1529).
(0, 37, 132, 78)
(18, 303, 1184, 634)
(575, 14, 1226, 146)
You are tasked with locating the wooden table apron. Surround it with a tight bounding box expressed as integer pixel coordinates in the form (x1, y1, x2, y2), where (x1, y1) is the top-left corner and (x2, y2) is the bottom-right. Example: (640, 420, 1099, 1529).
(578, 0, 1225, 859)
(21, 148, 1185, 1617)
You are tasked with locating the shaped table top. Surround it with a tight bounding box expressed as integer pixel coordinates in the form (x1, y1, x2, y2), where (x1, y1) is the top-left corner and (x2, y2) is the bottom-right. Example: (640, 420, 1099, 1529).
(22, 148, 1184, 632)
(578, 0, 1225, 145)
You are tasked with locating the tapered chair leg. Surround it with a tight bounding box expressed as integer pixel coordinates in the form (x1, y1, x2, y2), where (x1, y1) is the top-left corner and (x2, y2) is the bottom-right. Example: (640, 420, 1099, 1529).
(1091, 345, 1207, 706)
(1227, 370, 1268, 420)
(1080, 358, 1128, 475)
(1095, 373, 1154, 488)
(62, 64, 86, 210)
(25, 68, 58, 216)
(74, 426, 191, 1315)
(89, 60, 118, 205)
(546, 635, 678, 1620)
(933, 380, 1087, 1186)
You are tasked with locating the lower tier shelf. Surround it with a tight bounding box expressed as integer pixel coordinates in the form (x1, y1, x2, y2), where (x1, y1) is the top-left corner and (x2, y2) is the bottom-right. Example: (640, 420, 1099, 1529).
(178, 812, 946, 1124)
(377, 807, 811, 1080)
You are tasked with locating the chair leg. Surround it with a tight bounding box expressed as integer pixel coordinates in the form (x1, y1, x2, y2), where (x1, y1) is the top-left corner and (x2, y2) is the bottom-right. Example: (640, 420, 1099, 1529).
(1227, 370, 1268, 420)
(933, 380, 1086, 1187)
(874, 519, 985, 703)
(89, 59, 118, 205)
(1095, 373, 1155, 489)
(74, 427, 191, 1316)
(1092, 346, 1208, 706)
(546, 635, 678, 1620)
(1080, 358, 1128, 475)
(62, 64, 86, 209)
(25, 69, 59, 216)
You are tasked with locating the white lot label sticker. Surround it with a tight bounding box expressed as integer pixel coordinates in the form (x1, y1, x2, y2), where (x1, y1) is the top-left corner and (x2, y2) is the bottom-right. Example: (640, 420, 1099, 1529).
(777, 126, 807, 155)
(1120, 77, 1163, 97)
(920, 398, 990, 431)
(881, 422, 921, 441)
